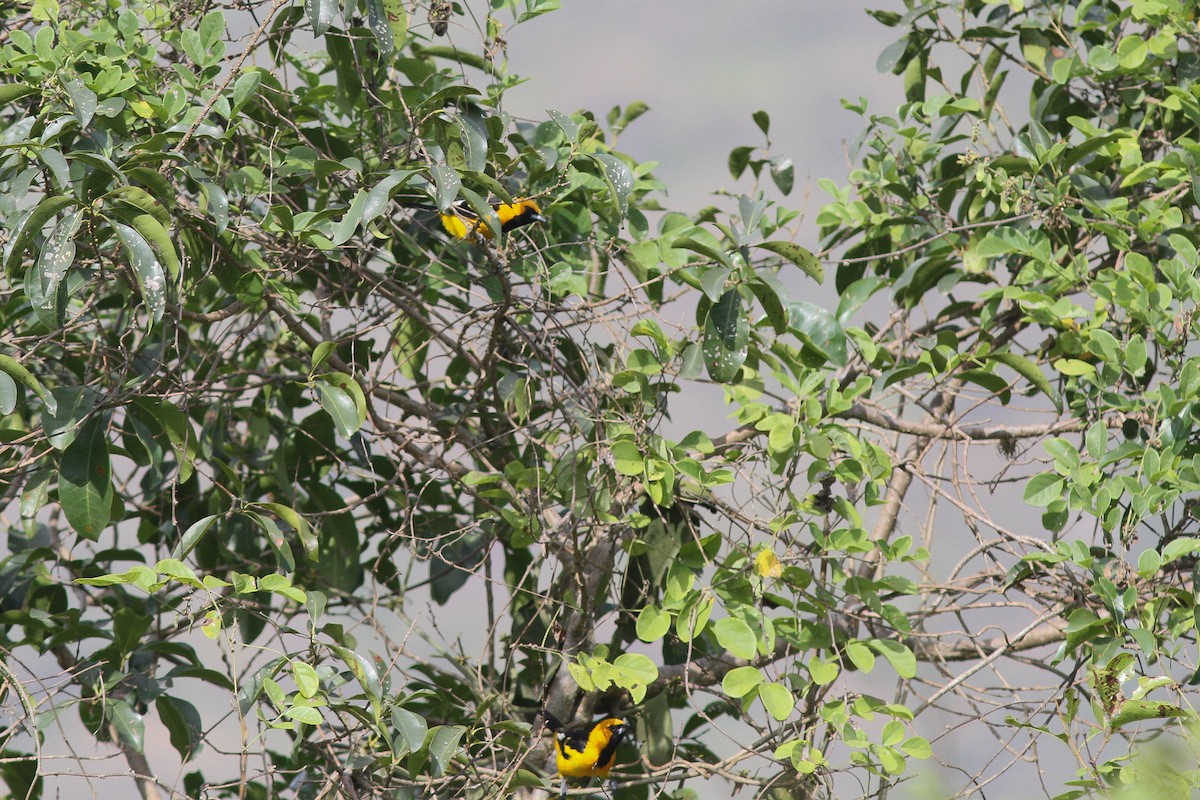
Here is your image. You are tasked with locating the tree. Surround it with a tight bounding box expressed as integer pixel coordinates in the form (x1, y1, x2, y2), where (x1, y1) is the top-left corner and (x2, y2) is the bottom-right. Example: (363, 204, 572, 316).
(3, 0, 1200, 798)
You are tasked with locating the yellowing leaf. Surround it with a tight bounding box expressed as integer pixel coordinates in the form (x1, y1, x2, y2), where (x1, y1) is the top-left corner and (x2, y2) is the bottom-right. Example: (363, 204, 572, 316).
(755, 548, 783, 578)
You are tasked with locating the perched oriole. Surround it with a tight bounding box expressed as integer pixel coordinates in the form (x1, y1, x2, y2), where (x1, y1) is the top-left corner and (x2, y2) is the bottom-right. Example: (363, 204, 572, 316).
(542, 711, 631, 797)
(439, 198, 545, 241)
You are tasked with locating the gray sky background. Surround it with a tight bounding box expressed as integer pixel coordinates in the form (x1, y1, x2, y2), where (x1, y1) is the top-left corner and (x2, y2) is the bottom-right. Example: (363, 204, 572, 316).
(500, 2, 904, 221)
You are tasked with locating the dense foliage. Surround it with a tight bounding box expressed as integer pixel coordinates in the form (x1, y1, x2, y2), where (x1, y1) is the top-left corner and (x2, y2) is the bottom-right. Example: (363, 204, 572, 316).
(4, 0, 1200, 798)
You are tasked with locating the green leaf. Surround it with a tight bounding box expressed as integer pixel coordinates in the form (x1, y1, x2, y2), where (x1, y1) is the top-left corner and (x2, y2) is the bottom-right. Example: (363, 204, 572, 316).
(610, 439, 644, 476)
(703, 289, 749, 382)
(313, 374, 365, 438)
(155, 559, 200, 586)
(110, 221, 166, 322)
(986, 352, 1058, 409)
(128, 213, 180, 280)
(35, 209, 83, 309)
(199, 9, 225, 47)
(230, 70, 262, 113)
(1024, 473, 1065, 507)
(59, 415, 113, 540)
(367, 0, 407, 53)
(901, 736, 932, 759)
(432, 163, 461, 211)
(155, 695, 203, 761)
(363, 170, 415, 224)
(331, 188, 372, 247)
(305, 0, 337, 36)
(636, 605, 671, 642)
(61, 74, 97, 129)
(643, 691, 673, 766)
(870, 639, 917, 678)
(109, 700, 145, 752)
(712, 616, 757, 660)
(428, 725, 466, 777)
(755, 240, 822, 282)
(758, 682, 795, 721)
(699, 265, 730, 302)
(678, 342, 704, 379)
(392, 707, 428, 755)
(722, 665, 764, 698)
(175, 514, 219, 559)
(248, 512, 294, 574)
(366, 0, 396, 54)
(1109, 699, 1185, 729)
(612, 653, 659, 703)
(769, 155, 794, 195)
(0, 370, 14, 415)
(749, 272, 789, 334)
(257, 502, 317, 561)
(675, 594, 713, 642)
(1053, 358, 1095, 377)
(285, 705, 323, 725)
(384, 0, 409, 49)
(4, 194, 75, 273)
(788, 301, 848, 366)
(333, 645, 382, 708)
(674, 236, 734, 270)
(808, 657, 840, 685)
(589, 153, 633, 217)
(292, 661, 320, 698)
(0, 355, 57, 415)
(0, 83, 35, 103)
(845, 640, 876, 673)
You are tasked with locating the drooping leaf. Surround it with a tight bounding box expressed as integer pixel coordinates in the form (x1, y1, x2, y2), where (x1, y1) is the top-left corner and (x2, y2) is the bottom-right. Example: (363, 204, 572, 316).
(312, 373, 366, 438)
(432, 163, 461, 211)
(58, 414, 113, 540)
(986, 352, 1059, 410)
(428, 725, 467, 778)
(755, 240, 823, 282)
(35, 209, 82, 312)
(61, 74, 97, 129)
(128, 213, 180, 280)
(156, 696, 203, 762)
(4, 194, 75, 273)
(108, 700, 145, 752)
(110, 221, 166, 322)
(0, 355, 57, 415)
(392, 707, 428, 755)
(305, 0, 337, 36)
(703, 289, 749, 383)
(589, 153, 633, 217)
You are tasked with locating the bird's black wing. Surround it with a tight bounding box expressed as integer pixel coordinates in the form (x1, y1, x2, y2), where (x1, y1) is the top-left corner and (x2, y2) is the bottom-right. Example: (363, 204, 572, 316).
(541, 711, 591, 755)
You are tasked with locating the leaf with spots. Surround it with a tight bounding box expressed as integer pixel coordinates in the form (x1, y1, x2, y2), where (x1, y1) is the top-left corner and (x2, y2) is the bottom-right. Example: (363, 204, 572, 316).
(35, 208, 83, 317)
(590, 153, 633, 217)
(703, 289, 749, 383)
(110, 221, 166, 323)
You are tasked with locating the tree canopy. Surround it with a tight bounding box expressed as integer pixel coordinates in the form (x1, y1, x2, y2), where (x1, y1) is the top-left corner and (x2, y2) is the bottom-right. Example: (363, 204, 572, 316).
(3, 0, 1200, 799)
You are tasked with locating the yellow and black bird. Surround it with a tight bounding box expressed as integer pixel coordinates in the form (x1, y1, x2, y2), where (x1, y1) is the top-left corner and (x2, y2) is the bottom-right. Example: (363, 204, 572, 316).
(439, 198, 545, 242)
(542, 711, 631, 797)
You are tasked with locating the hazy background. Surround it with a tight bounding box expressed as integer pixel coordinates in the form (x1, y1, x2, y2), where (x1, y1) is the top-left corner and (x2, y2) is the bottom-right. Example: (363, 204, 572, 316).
(500, 2, 904, 222)
(16, 4, 1056, 798)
